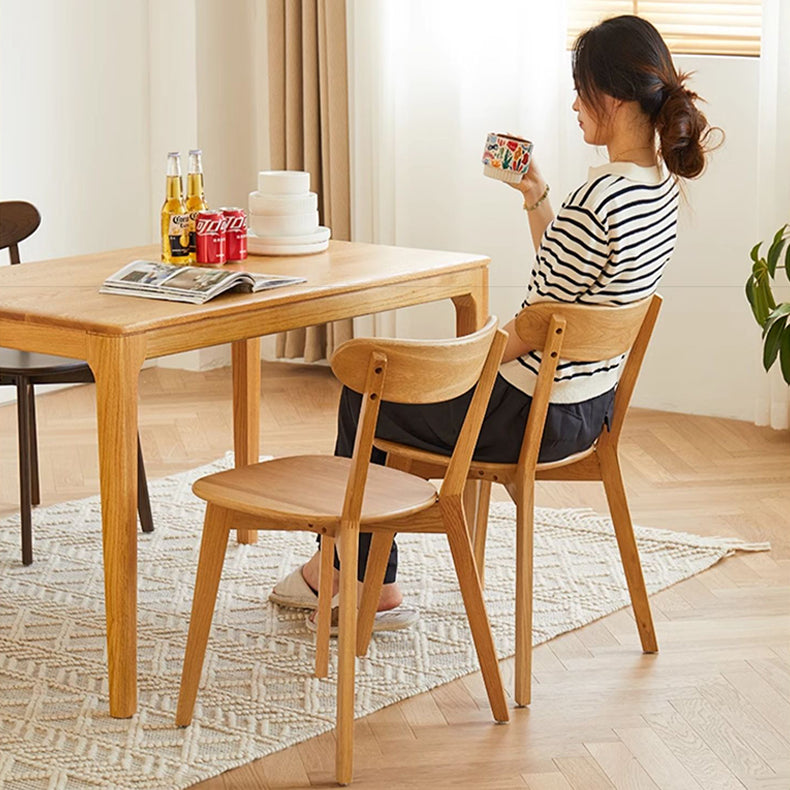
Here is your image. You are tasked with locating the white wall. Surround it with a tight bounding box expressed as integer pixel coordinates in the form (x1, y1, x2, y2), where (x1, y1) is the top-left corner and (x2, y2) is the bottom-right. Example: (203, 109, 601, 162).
(638, 56, 762, 419)
(0, 0, 153, 404)
(0, 0, 152, 260)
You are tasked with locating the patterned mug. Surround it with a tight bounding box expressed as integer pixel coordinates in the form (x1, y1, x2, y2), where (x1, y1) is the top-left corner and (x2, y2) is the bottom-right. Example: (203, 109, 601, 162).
(482, 132, 533, 183)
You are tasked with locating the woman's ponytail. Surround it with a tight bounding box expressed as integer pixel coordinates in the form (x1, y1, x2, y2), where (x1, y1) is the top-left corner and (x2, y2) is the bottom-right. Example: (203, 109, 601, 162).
(656, 77, 715, 179)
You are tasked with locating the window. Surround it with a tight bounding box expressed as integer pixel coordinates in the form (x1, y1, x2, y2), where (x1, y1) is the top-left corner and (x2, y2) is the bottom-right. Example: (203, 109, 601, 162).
(567, 1, 762, 56)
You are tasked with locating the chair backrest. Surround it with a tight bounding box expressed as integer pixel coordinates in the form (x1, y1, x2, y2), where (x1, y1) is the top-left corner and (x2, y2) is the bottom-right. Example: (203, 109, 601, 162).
(513, 295, 662, 469)
(330, 317, 508, 514)
(0, 201, 41, 265)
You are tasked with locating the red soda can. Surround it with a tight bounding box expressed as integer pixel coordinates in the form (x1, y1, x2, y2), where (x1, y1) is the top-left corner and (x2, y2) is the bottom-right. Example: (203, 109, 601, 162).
(195, 209, 226, 265)
(221, 207, 247, 261)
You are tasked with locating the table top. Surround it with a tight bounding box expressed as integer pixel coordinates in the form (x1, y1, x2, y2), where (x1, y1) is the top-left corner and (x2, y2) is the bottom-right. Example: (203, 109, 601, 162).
(0, 241, 489, 336)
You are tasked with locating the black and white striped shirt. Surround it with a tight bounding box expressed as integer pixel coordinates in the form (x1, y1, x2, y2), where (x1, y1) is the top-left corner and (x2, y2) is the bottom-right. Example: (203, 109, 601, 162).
(500, 162, 679, 403)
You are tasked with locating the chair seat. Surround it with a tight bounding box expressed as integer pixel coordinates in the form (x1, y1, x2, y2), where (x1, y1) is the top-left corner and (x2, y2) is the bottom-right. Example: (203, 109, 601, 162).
(192, 455, 439, 526)
(0, 348, 93, 380)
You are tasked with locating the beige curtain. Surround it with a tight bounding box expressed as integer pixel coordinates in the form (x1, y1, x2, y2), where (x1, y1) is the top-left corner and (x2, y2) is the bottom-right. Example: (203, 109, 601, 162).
(267, 0, 353, 363)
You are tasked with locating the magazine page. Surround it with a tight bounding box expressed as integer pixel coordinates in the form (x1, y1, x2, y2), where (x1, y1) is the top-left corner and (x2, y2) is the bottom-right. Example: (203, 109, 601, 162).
(102, 260, 239, 294)
(100, 260, 305, 303)
(248, 273, 306, 291)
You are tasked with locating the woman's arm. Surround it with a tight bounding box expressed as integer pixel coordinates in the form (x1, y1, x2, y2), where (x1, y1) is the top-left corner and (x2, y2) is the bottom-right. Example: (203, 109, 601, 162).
(501, 316, 532, 363)
(508, 159, 554, 252)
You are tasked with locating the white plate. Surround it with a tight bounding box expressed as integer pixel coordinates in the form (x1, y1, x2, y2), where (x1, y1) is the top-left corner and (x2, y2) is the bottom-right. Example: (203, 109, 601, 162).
(246, 226, 331, 246)
(247, 235, 330, 256)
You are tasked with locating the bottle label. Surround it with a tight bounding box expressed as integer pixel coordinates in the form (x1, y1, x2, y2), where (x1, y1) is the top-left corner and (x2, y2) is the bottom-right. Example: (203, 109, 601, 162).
(168, 214, 191, 257)
(188, 211, 201, 254)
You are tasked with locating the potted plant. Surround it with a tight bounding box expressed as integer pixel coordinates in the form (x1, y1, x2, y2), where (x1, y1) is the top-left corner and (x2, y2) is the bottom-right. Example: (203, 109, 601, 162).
(745, 223, 790, 384)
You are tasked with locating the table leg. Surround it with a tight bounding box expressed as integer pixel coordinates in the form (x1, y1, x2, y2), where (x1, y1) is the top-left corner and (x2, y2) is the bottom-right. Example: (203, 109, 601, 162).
(87, 334, 146, 718)
(451, 267, 488, 335)
(232, 338, 261, 544)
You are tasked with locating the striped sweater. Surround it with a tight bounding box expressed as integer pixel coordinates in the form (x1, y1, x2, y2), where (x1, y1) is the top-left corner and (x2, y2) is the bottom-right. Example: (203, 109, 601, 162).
(500, 161, 679, 403)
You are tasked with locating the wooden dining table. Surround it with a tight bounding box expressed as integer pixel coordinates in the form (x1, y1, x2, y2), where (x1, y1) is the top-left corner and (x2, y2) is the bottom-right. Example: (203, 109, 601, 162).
(0, 239, 489, 717)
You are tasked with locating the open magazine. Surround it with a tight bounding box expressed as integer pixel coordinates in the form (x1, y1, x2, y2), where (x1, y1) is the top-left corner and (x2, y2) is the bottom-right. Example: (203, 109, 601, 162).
(99, 260, 306, 304)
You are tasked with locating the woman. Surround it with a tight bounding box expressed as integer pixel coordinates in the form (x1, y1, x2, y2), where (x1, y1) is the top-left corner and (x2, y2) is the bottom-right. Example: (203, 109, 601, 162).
(270, 15, 719, 629)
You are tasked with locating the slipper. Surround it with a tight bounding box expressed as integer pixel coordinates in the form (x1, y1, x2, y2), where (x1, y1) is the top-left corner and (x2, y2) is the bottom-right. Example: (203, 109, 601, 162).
(305, 603, 419, 636)
(268, 566, 320, 610)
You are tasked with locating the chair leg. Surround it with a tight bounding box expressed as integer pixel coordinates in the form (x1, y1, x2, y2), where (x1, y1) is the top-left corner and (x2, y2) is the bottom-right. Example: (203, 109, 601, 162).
(16, 380, 34, 566)
(473, 480, 492, 587)
(356, 530, 394, 656)
(27, 386, 40, 507)
(335, 520, 360, 785)
(175, 504, 231, 726)
(510, 482, 534, 707)
(442, 497, 509, 723)
(598, 447, 658, 653)
(136, 435, 154, 533)
(314, 534, 336, 678)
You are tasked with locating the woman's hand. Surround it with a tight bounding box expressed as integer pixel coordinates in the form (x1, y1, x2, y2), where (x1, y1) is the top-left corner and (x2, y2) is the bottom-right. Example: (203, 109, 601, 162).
(507, 159, 547, 204)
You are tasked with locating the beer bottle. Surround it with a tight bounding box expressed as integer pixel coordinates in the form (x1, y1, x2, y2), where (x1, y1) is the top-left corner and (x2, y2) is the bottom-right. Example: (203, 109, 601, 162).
(161, 152, 190, 264)
(186, 149, 208, 261)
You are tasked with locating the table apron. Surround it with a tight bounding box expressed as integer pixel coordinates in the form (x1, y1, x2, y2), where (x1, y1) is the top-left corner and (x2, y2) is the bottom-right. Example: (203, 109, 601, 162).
(0, 319, 89, 360)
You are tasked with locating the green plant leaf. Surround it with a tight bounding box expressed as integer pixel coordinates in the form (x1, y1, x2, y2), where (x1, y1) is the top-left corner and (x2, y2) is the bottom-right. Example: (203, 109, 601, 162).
(762, 302, 790, 336)
(785, 242, 790, 282)
(753, 275, 777, 325)
(752, 276, 768, 325)
(752, 278, 767, 325)
(767, 231, 787, 277)
(763, 315, 787, 369)
(780, 326, 790, 385)
(750, 241, 762, 263)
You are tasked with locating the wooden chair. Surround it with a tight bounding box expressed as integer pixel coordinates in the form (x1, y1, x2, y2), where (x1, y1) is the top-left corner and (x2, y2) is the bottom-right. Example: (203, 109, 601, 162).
(176, 317, 510, 785)
(0, 200, 153, 565)
(375, 295, 663, 707)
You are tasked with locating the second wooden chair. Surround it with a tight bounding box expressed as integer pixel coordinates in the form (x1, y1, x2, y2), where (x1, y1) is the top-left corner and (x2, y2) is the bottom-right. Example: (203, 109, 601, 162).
(375, 296, 663, 707)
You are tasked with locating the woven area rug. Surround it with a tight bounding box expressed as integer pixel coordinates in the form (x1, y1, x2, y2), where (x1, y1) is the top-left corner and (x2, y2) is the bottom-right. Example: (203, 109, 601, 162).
(0, 456, 769, 789)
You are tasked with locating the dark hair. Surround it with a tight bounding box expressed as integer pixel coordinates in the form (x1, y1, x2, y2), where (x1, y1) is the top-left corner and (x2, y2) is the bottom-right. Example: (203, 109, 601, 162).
(572, 15, 721, 179)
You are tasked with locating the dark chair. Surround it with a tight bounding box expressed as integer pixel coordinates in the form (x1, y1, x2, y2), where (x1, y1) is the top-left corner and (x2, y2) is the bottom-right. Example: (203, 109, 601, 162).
(0, 200, 153, 565)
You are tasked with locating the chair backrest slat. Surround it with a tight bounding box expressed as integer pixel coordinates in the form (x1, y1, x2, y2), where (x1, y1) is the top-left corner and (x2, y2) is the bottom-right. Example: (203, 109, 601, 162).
(516, 314, 566, 471)
(601, 295, 662, 445)
(339, 350, 387, 525)
(331, 317, 499, 403)
(0, 201, 41, 264)
(441, 326, 508, 497)
(514, 299, 653, 361)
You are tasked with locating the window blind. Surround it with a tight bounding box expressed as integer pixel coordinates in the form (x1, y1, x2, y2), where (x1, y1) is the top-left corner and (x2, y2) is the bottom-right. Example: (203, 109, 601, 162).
(567, 1, 762, 56)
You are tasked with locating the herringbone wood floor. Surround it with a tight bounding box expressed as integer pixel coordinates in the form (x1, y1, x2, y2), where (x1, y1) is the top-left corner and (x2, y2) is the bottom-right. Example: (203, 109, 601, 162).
(1, 362, 788, 790)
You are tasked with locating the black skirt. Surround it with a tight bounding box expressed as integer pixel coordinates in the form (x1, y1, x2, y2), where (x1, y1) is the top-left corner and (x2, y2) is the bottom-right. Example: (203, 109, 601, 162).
(327, 374, 615, 583)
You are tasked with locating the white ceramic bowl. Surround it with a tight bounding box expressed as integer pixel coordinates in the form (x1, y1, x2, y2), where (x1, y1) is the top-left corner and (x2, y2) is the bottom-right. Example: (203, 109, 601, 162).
(257, 170, 310, 195)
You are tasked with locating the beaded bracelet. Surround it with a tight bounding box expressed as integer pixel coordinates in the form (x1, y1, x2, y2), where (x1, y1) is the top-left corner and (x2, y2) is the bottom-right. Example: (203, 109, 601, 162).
(523, 183, 550, 212)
